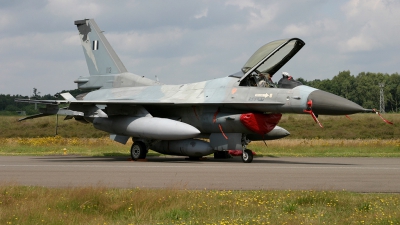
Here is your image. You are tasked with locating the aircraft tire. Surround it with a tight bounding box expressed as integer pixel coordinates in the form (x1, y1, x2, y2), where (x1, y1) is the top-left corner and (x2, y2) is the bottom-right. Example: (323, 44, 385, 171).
(131, 141, 147, 160)
(241, 149, 253, 163)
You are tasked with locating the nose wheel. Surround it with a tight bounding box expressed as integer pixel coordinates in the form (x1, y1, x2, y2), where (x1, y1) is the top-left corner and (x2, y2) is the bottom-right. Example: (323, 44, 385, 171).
(241, 149, 253, 163)
(240, 135, 254, 163)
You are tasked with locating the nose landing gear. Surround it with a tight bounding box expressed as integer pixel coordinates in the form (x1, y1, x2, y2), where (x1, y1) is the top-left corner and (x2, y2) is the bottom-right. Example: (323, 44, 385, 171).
(241, 135, 253, 163)
(241, 149, 253, 163)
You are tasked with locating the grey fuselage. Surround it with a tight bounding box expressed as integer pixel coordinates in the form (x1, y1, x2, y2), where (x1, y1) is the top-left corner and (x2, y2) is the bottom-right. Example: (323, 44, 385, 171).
(16, 19, 376, 161)
(80, 75, 364, 137)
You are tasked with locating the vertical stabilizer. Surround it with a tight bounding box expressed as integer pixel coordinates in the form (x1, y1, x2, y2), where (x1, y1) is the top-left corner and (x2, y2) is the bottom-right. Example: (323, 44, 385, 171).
(74, 19, 160, 90)
(74, 19, 128, 75)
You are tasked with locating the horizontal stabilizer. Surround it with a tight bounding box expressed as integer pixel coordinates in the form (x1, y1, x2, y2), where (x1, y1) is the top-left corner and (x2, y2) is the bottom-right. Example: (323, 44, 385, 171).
(18, 104, 84, 121)
(19, 113, 49, 121)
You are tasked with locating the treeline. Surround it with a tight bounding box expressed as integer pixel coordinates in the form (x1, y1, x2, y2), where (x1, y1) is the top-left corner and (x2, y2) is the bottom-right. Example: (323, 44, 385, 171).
(0, 89, 87, 115)
(1, 71, 399, 115)
(298, 71, 400, 112)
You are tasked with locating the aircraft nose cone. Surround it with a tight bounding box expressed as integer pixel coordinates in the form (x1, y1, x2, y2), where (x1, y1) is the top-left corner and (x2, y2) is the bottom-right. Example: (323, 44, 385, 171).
(308, 90, 365, 115)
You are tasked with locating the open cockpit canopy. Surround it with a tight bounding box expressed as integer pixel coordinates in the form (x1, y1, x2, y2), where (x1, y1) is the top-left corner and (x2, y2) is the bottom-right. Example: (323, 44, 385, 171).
(237, 38, 305, 85)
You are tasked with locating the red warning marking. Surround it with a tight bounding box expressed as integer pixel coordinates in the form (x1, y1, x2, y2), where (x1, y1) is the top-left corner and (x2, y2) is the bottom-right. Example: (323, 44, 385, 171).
(192, 106, 199, 120)
(218, 124, 228, 140)
(372, 109, 393, 125)
(303, 99, 323, 128)
(212, 107, 220, 123)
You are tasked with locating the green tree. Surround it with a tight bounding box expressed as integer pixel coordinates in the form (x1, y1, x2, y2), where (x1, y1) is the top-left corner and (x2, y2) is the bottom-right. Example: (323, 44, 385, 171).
(386, 73, 400, 112)
(298, 71, 398, 112)
(330, 71, 355, 99)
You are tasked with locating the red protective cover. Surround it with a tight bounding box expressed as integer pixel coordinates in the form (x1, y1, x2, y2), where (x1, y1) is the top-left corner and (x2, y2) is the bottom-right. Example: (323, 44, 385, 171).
(240, 113, 282, 134)
(228, 150, 256, 156)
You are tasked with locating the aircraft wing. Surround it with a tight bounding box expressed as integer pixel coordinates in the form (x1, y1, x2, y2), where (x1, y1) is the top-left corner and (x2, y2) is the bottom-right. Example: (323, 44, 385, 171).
(64, 99, 284, 114)
(64, 99, 284, 105)
(15, 93, 77, 105)
(16, 92, 284, 121)
(15, 99, 68, 105)
(17, 95, 285, 107)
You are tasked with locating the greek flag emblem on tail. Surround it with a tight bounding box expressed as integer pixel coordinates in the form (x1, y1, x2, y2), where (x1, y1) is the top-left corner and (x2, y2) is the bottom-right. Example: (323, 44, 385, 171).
(93, 40, 99, 50)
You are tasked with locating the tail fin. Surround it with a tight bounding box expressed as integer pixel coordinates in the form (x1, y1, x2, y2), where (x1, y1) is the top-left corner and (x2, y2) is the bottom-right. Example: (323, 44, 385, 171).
(74, 19, 159, 90)
(74, 19, 127, 75)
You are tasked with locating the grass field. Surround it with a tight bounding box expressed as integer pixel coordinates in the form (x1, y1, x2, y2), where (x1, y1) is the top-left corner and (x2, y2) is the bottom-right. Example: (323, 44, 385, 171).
(0, 115, 399, 224)
(1, 186, 399, 224)
(0, 136, 399, 157)
(0, 113, 398, 157)
(1, 113, 399, 139)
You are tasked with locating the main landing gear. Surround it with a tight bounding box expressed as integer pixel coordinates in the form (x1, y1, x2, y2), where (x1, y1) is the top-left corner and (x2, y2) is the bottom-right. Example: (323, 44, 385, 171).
(130, 141, 148, 160)
(130, 135, 255, 163)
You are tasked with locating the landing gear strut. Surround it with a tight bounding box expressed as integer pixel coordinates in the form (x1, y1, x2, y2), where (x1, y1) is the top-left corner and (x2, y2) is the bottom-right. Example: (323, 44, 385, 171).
(241, 135, 253, 163)
(130, 141, 147, 160)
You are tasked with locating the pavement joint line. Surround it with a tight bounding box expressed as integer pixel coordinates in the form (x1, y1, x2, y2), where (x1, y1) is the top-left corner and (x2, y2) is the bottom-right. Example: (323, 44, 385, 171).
(1, 164, 400, 170)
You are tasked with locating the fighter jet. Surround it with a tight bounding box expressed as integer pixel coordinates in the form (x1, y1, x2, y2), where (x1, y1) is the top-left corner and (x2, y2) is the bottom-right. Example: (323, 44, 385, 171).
(16, 19, 391, 163)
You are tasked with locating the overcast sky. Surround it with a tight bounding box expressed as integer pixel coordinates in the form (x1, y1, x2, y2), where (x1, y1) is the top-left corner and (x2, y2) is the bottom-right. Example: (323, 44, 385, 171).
(1, 0, 399, 96)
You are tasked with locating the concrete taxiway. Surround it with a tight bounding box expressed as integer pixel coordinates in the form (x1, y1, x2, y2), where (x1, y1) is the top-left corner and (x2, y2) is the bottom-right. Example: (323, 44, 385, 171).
(0, 156, 399, 193)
